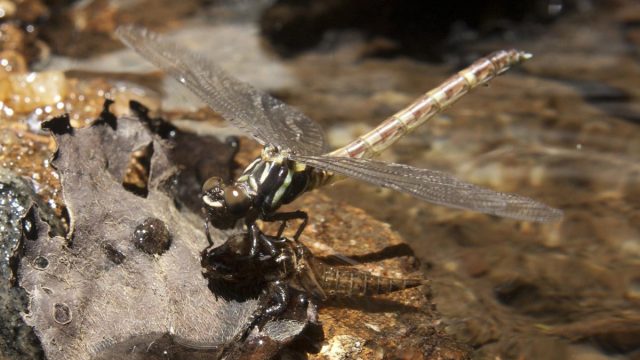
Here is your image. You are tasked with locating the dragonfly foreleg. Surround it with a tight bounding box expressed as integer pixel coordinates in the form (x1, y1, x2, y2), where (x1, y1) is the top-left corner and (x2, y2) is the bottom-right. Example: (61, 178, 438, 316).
(203, 217, 213, 246)
(262, 210, 308, 240)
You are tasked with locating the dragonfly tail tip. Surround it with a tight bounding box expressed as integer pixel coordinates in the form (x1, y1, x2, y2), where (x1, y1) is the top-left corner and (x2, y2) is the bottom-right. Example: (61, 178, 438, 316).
(520, 51, 534, 61)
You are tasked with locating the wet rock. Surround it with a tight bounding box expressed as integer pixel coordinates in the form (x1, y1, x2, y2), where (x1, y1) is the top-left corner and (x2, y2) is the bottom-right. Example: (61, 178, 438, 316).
(320, 334, 365, 360)
(0, 169, 45, 359)
(0, 171, 33, 282)
(0, 284, 43, 359)
(0, 121, 63, 224)
(0, 65, 161, 127)
(17, 106, 312, 359)
(0, 71, 67, 113)
(0, 169, 63, 278)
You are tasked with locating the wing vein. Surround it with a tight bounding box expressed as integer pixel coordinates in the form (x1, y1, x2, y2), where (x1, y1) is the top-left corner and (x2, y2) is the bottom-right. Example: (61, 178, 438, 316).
(116, 25, 327, 155)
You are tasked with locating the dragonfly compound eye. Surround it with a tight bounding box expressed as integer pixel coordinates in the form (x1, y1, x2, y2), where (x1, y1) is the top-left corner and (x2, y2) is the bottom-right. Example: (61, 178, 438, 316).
(202, 178, 251, 229)
(224, 185, 251, 216)
(202, 177, 226, 210)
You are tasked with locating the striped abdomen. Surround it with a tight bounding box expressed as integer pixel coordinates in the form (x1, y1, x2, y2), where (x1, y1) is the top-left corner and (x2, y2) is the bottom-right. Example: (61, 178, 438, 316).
(329, 49, 532, 159)
(310, 258, 425, 298)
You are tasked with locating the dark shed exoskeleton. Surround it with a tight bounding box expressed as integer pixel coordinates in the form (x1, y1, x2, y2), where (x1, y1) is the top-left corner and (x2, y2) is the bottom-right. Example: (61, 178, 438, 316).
(201, 229, 427, 331)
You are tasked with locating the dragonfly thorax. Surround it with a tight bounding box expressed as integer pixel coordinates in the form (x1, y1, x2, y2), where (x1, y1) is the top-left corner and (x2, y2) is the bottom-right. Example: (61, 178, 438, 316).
(260, 144, 289, 163)
(202, 154, 315, 230)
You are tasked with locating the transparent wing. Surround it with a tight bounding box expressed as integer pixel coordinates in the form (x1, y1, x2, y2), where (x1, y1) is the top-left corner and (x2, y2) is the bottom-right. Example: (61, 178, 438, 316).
(116, 25, 327, 155)
(291, 155, 563, 222)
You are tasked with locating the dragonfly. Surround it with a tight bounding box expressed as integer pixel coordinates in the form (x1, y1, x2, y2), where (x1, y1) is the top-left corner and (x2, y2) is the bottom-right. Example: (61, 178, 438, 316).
(116, 26, 562, 252)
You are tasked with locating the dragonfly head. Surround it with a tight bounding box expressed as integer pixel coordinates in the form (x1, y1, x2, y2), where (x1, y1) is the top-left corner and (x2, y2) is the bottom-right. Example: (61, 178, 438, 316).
(201, 176, 252, 229)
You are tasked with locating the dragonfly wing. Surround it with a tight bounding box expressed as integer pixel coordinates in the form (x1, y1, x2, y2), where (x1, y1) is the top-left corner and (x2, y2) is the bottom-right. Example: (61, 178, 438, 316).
(291, 155, 563, 222)
(116, 25, 327, 155)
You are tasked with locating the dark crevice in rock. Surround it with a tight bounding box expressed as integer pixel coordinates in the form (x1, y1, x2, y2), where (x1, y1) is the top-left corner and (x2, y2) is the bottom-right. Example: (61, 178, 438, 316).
(122, 142, 154, 198)
(20, 205, 39, 242)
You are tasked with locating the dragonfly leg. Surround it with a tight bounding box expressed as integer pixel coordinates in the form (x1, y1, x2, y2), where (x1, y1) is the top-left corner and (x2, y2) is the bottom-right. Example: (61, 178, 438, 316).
(263, 210, 308, 241)
(293, 213, 308, 241)
(204, 218, 213, 246)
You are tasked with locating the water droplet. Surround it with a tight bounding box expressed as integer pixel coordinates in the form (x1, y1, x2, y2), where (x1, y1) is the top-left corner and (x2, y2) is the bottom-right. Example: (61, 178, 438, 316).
(133, 217, 171, 255)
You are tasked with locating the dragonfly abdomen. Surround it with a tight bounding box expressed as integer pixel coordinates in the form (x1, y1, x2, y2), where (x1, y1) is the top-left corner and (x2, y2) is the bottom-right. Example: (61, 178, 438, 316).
(313, 260, 425, 297)
(330, 49, 532, 159)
